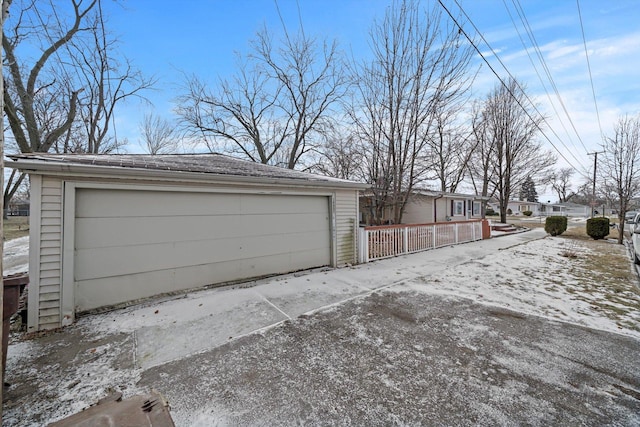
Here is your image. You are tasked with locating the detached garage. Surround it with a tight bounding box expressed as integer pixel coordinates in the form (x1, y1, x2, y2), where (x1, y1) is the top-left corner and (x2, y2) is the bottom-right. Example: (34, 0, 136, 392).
(8, 153, 368, 332)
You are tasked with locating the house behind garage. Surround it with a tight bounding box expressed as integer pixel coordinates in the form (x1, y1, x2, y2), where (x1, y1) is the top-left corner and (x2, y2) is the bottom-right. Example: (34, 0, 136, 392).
(8, 153, 369, 332)
(360, 190, 487, 225)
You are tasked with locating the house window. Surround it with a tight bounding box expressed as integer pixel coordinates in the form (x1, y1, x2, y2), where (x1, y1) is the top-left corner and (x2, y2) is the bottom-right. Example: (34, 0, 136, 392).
(519, 205, 529, 212)
(472, 201, 481, 216)
(453, 200, 464, 216)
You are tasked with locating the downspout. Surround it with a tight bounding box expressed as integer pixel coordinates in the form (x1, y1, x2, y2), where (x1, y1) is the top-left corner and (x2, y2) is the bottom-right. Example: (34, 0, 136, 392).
(433, 194, 444, 223)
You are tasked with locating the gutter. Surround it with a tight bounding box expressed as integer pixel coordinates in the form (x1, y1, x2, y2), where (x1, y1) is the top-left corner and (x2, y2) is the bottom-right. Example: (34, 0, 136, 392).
(433, 193, 444, 222)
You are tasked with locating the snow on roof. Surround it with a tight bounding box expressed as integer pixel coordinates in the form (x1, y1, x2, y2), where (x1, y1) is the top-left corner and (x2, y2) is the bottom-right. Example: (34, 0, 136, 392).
(7, 153, 370, 189)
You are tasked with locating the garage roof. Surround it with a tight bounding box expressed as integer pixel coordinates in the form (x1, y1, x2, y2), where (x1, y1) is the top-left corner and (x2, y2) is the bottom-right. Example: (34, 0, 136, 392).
(7, 153, 370, 189)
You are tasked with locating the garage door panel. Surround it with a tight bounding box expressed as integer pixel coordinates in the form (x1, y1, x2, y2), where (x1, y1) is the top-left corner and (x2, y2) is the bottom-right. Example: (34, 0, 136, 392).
(77, 190, 328, 218)
(76, 189, 243, 218)
(75, 212, 328, 250)
(240, 195, 327, 215)
(75, 249, 328, 313)
(75, 228, 330, 282)
(75, 215, 242, 249)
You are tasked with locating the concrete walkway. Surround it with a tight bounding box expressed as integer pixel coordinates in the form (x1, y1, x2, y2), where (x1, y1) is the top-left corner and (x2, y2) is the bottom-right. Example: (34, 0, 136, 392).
(85, 228, 546, 370)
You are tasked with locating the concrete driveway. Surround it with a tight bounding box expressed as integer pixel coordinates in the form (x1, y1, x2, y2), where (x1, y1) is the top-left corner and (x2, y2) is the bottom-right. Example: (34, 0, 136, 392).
(3, 228, 640, 426)
(142, 291, 640, 426)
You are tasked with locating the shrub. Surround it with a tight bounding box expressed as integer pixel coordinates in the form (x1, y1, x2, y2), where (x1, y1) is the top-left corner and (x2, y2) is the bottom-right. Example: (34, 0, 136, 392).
(586, 217, 610, 240)
(485, 208, 498, 216)
(523, 210, 533, 216)
(545, 216, 567, 236)
(507, 208, 513, 215)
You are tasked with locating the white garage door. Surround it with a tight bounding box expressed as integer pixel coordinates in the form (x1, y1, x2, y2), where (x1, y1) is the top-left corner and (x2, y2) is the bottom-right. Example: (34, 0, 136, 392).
(73, 188, 331, 312)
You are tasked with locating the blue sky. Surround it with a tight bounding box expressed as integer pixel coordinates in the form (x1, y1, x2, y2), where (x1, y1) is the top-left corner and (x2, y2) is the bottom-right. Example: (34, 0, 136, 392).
(103, 0, 640, 198)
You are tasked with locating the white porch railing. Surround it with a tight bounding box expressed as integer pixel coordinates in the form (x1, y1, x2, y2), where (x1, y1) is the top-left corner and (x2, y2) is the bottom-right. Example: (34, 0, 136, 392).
(358, 220, 485, 263)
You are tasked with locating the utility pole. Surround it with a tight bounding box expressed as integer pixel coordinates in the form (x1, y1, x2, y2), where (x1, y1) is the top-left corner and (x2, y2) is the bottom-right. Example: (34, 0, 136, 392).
(588, 151, 604, 218)
(0, 0, 7, 413)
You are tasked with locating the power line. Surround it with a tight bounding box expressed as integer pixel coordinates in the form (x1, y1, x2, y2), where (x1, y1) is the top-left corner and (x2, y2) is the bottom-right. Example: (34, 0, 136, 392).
(273, 0, 292, 45)
(509, 0, 590, 154)
(576, 0, 604, 142)
(439, 0, 591, 181)
(501, 0, 587, 169)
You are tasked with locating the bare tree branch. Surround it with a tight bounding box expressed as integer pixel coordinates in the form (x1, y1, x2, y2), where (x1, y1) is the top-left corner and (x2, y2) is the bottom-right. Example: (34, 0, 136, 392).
(473, 77, 556, 223)
(349, 0, 476, 224)
(177, 27, 347, 170)
(600, 114, 640, 243)
(139, 113, 179, 155)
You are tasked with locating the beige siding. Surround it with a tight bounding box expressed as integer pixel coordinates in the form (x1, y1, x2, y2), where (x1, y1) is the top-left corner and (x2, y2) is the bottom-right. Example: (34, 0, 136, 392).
(402, 197, 434, 224)
(335, 190, 358, 266)
(435, 198, 450, 222)
(38, 177, 63, 329)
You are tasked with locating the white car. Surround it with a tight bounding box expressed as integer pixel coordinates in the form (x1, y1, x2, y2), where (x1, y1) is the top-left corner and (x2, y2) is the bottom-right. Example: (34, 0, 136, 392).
(626, 212, 640, 235)
(632, 213, 640, 264)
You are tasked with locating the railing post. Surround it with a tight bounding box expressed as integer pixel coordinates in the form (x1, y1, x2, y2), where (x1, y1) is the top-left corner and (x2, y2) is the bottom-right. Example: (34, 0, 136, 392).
(432, 224, 437, 248)
(454, 222, 459, 243)
(402, 226, 408, 255)
(358, 227, 369, 263)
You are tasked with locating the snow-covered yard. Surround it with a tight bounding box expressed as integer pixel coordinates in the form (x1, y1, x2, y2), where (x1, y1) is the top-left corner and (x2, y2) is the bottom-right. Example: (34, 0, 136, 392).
(3, 230, 640, 425)
(403, 236, 640, 338)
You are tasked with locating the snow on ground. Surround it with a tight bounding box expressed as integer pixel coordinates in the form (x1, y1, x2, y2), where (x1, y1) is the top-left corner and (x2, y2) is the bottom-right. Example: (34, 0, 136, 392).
(3, 235, 29, 275)
(398, 236, 640, 339)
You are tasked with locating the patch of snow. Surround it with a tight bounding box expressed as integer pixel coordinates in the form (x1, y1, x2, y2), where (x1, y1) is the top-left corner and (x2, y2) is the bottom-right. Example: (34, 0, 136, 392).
(394, 237, 640, 339)
(3, 236, 29, 275)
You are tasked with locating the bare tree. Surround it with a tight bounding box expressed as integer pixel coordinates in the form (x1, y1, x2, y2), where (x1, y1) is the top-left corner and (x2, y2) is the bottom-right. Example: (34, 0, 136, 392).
(476, 78, 556, 223)
(309, 127, 363, 180)
(2, 0, 97, 215)
(2, 0, 96, 154)
(427, 103, 477, 192)
(177, 27, 347, 170)
(600, 114, 640, 243)
(550, 167, 576, 202)
(70, 7, 155, 154)
(3, 0, 154, 210)
(177, 64, 285, 163)
(349, 0, 475, 224)
(467, 100, 496, 200)
(140, 113, 179, 155)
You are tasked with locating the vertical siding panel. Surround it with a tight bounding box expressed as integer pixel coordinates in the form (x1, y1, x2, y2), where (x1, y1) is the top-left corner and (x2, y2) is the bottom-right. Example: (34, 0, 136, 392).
(334, 190, 358, 266)
(26, 176, 42, 332)
(38, 177, 63, 329)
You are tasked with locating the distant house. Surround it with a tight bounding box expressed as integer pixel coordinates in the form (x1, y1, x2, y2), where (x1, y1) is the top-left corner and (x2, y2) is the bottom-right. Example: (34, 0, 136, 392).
(487, 200, 541, 216)
(360, 190, 488, 225)
(539, 202, 567, 216)
(506, 200, 541, 216)
(555, 202, 591, 217)
(487, 200, 570, 217)
(5, 197, 30, 216)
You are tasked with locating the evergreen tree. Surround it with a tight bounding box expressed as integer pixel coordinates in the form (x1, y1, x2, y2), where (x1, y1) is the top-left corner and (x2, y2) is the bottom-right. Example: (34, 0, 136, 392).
(519, 176, 538, 202)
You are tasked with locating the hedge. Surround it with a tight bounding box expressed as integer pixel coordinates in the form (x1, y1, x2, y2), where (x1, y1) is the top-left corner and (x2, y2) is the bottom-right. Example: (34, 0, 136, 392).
(545, 216, 567, 236)
(586, 217, 610, 240)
